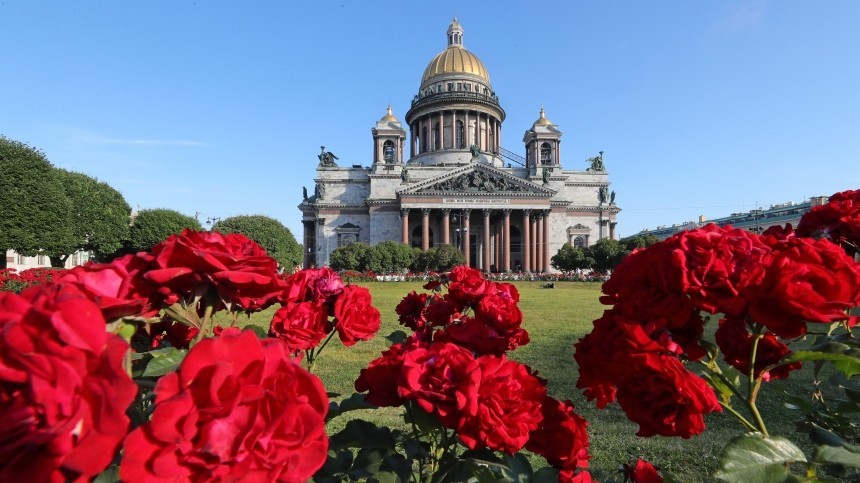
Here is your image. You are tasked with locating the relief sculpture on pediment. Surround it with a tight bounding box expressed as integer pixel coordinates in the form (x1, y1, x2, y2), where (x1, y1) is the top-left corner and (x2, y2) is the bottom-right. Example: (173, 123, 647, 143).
(424, 171, 527, 193)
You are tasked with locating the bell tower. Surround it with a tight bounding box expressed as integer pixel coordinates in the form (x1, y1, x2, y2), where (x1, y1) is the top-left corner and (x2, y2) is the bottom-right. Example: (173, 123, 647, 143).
(371, 105, 406, 174)
(523, 107, 563, 175)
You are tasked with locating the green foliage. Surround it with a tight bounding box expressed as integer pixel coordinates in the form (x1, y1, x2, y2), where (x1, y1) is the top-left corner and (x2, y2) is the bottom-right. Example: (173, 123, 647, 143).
(715, 434, 806, 482)
(212, 215, 302, 269)
(330, 242, 370, 271)
(0, 136, 73, 265)
(622, 234, 660, 251)
(585, 238, 628, 272)
(550, 243, 595, 274)
(127, 209, 202, 253)
(51, 169, 131, 265)
(363, 241, 415, 273)
(412, 244, 465, 272)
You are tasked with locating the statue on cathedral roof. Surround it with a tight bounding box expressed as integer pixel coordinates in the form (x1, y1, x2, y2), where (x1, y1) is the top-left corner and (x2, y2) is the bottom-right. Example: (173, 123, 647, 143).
(318, 146, 339, 167)
(470, 144, 481, 158)
(586, 151, 605, 172)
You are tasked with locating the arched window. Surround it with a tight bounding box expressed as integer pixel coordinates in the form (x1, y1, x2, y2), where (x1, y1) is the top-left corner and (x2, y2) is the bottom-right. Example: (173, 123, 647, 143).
(422, 126, 429, 153)
(574, 236, 585, 248)
(540, 142, 552, 164)
(433, 122, 441, 150)
(456, 120, 465, 149)
(383, 140, 395, 163)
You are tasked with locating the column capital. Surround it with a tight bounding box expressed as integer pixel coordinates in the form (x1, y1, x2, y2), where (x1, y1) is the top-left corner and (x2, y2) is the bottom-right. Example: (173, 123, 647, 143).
(441, 208, 452, 215)
(421, 208, 432, 215)
(610, 222, 618, 228)
(482, 208, 492, 216)
(400, 208, 410, 217)
(522, 208, 531, 215)
(462, 208, 472, 216)
(501, 208, 512, 216)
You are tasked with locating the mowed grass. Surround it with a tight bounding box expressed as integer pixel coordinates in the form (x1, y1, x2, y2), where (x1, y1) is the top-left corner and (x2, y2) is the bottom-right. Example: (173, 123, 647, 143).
(238, 281, 812, 481)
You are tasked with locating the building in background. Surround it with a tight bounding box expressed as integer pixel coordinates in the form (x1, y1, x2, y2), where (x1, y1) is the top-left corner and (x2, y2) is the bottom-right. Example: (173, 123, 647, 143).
(629, 196, 830, 241)
(299, 19, 620, 272)
(3, 249, 93, 272)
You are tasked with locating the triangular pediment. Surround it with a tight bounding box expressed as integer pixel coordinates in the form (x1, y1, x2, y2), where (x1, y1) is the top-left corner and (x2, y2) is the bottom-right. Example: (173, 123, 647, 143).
(398, 164, 555, 197)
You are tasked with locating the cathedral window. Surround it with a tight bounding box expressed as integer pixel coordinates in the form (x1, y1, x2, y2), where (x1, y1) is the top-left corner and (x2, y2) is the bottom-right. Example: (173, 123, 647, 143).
(422, 126, 429, 153)
(456, 120, 465, 149)
(433, 122, 441, 150)
(448, 83, 454, 91)
(383, 140, 395, 163)
(574, 236, 585, 248)
(540, 142, 552, 164)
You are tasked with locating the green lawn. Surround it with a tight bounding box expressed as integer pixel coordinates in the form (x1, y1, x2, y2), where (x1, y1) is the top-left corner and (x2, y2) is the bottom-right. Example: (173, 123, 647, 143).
(237, 281, 812, 481)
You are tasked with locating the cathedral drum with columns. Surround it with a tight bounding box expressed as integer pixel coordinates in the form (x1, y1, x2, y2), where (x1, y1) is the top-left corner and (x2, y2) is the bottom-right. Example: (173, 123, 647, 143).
(299, 19, 620, 272)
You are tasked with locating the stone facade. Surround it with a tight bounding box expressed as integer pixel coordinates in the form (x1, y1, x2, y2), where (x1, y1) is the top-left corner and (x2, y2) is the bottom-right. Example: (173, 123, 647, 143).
(299, 19, 620, 272)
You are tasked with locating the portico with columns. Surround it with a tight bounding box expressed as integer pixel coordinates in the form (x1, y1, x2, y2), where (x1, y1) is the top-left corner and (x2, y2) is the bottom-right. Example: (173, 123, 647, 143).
(299, 18, 620, 272)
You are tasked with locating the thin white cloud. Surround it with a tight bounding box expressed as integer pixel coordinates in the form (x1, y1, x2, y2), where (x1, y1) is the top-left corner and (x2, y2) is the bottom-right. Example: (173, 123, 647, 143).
(714, 1, 767, 32)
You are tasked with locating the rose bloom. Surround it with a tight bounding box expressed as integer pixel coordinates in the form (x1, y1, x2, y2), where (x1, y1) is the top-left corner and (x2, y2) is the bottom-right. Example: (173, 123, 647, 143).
(446, 266, 494, 308)
(715, 317, 801, 381)
(398, 342, 475, 427)
(268, 301, 331, 352)
(423, 293, 461, 329)
(797, 189, 860, 251)
(0, 283, 137, 482)
(434, 316, 524, 356)
(615, 353, 721, 438)
(333, 285, 381, 346)
(675, 224, 771, 318)
(395, 290, 430, 331)
(355, 336, 428, 407)
(455, 355, 547, 454)
(526, 397, 590, 471)
(749, 236, 860, 338)
(601, 236, 695, 330)
(143, 229, 283, 311)
(624, 459, 663, 483)
(120, 329, 329, 482)
(280, 266, 344, 310)
(56, 254, 159, 321)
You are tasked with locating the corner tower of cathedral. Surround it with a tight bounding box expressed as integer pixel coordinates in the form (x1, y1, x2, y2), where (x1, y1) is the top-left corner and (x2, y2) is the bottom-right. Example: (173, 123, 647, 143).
(299, 19, 620, 272)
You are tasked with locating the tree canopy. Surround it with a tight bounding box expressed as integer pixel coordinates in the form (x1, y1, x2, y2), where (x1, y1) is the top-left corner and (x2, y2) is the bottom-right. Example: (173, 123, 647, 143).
(362, 241, 415, 274)
(127, 209, 202, 253)
(412, 244, 465, 272)
(551, 243, 595, 275)
(0, 136, 73, 268)
(585, 238, 628, 272)
(329, 242, 370, 272)
(49, 169, 132, 266)
(212, 215, 302, 269)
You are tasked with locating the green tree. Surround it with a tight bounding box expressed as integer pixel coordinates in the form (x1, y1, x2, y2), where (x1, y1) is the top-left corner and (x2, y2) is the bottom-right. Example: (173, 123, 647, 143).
(550, 243, 595, 275)
(0, 136, 73, 268)
(412, 244, 465, 272)
(212, 215, 302, 269)
(329, 242, 370, 271)
(622, 234, 660, 252)
(127, 209, 202, 253)
(584, 238, 628, 272)
(364, 241, 415, 273)
(49, 169, 132, 267)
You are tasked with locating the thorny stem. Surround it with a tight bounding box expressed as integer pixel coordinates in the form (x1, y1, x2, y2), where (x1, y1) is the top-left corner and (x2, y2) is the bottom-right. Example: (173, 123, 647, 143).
(404, 403, 427, 483)
(718, 400, 758, 432)
(193, 301, 216, 345)
(306, 330, 338, 373)
(747, 325, 769, 436)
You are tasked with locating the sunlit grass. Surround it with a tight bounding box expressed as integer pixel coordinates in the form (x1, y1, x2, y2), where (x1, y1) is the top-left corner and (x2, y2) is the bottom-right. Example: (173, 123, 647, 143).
(240, 281, 811, 481)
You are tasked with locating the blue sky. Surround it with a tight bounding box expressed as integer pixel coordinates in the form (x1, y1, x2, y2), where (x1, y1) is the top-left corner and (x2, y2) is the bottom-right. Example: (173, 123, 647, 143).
(2, 1, 858, 239)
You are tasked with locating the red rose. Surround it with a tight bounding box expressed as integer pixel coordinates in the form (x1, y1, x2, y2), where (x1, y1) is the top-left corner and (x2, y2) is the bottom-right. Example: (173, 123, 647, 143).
(423, 294, 461, 328)
(526, 397, 590, 471)
(56, 254, 158, 321)
(455, 355, 546, 454)
(395, 290, 430, 331)
(715, 317, 801, 381)
(675, 224, 771, 318)
(120, 329, 328, 482)
(398, 342, 475, 427)
(0, 284, 136, 481)
(280, 267, 344, 309)
(356, 336, 428, 407)
(797, 189, 860, 252)
(144, 229, 282, 311)
(475, 291, 524, 333)
(447, 266, 494, 307)
(269, 301, 331, 351)
(333, 285, 381, 346)
(560, 470, 596, 483)
(615, 353, 721, 438)
(749, 237, 860, 338)
(434, 316, 521, 356)
(624, 459, 663, 483)
(601, 236, 694, 329)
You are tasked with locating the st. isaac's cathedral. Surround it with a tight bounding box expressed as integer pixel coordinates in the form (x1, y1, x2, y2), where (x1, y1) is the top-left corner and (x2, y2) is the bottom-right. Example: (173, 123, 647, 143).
(300, 19, 620, 272)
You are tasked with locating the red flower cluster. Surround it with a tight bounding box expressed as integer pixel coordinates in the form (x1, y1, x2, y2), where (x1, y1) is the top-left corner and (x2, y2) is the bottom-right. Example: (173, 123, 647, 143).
(121, 329, 329, 482)
(0, 267, 63, 292)
(576, 219, 860, 438)
(797, 189, 860, 253)
(357, 267, 589, 473)
(269, 267, 381, 352)
(0, 283, 137, 481)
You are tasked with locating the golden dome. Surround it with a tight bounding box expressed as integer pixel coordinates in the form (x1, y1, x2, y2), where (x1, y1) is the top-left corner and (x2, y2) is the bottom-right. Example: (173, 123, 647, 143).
(534, 107, 553, 126)
(379, 105, 399, 123)
(421, 19, 490, 85)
